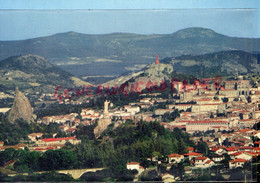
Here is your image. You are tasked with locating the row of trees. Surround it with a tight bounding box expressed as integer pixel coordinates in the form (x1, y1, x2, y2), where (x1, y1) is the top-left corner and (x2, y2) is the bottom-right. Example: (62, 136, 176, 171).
(0, 148, 76, 172)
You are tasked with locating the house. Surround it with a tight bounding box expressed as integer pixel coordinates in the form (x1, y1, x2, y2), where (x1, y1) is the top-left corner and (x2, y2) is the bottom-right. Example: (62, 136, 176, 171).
(140, 98, 150, 103)
(81, 108, 95, 116)
(126, 162, 144, 174)
(168, 153, 184, 163)
(0, 143, 26, 151)
(254, 147, 260, 153)
(225, 147, 239, 155)
(2, 159, 16, 168)
(65, 128, 77, 134)
(230, 151, 255, 160)
(124, 105, 140, 114)
(154, 109, 174, 115)
(32, 146, 56, 152)
(229, 158, 249, 169)
(0, 141, 4, 147)
(187, 147, 194, 153)
(211, 155, 224, 162)
(238, 146, 255, 152)
(186, 120, 228, 133)
(204, 160, 215, 168)
(35, 137, 81, 146)
(127, 162, 140, 170)
(28, 133, 44, 142)
(210, 148, 227, 155)
(161, 173, 176, 182)
(194, 157, 214, 168)
(184, 152, 203, 160)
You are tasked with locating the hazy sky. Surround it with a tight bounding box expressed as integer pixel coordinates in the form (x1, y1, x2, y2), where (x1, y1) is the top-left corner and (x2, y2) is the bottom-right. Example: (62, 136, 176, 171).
(0, 0, 259, 40)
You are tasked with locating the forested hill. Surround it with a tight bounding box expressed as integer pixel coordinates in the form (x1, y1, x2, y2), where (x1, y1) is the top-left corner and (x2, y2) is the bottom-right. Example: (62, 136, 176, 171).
(0, 27, 259, 77)
(0, 55, 91, 92)
(161, 50, 260, 78)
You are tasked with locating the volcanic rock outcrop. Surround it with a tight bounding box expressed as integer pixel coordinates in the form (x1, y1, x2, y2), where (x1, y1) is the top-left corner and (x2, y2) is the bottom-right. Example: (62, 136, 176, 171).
(7, 87, 34, 123)
(94, 100, 112, 138)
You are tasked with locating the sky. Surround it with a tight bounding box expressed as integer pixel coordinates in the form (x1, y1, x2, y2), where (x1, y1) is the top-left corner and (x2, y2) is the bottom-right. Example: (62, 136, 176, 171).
(0, 0, 259, 40)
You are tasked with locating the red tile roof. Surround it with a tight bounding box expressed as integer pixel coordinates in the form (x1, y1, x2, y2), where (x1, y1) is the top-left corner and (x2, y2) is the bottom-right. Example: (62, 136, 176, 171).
(229, 158, 248, 163)
(230, 152, 242, 156)
(168, 153, 182, 158)
(184, 152, 202, 156)
(195, 156, 208, 160)
(225, 147, 239, 151)
(41, 137, 76, 142)
(127, 162, 140, 165)
(66, 128, 76, 132)
(187, 147, 194, 151)
(198, 98, 211, 101)
(3, 160, 16, 167)
(210, 148, 220, 152)
(205, 160, 212, 164)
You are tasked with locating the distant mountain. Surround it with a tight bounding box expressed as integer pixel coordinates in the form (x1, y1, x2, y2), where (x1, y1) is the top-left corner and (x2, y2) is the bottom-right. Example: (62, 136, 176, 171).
(0, 55, 91, 92)
(161, 50, 260, 78)
(0, 27, 259, 77)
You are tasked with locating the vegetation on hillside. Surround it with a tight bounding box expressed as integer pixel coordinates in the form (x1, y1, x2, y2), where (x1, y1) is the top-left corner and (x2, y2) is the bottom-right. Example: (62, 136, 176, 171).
(0, 113, 195, 181)
(162, 50, 260, 78)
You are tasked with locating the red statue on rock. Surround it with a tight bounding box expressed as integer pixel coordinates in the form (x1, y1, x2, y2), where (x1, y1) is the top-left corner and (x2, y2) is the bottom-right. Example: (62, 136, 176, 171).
(156, 54, 160, 64)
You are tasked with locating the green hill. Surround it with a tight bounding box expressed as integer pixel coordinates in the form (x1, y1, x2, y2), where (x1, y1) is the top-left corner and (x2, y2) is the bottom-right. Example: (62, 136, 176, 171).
(0, 55, 91, 92)
(161, 50, 260, 78)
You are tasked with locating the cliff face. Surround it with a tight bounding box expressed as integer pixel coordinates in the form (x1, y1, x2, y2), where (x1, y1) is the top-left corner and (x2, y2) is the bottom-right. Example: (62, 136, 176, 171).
(94, 100, 112, 138)
(94, 118, 112, 139)
(7, 88, 33, 124)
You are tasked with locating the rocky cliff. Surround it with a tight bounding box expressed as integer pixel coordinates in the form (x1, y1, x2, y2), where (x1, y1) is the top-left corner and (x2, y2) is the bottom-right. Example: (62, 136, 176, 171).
(103, 62, 174, 92)
(94, 100, 112, 138)
(7, 88, 34, 123)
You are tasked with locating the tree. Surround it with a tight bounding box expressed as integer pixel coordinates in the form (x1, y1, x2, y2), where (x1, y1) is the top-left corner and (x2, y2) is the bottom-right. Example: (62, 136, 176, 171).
(76, 123, 96, 140)
(253, 122, 260, 130)
(39, 149, 77, 171)
(140, 169, 162, 181)
(195, 140, 209, 156)
(177, 138, 186, 155)
(222, 138, 229, 147)
(222, 97, 229, 103)
(177, 162, 185, 179)
(74, 140, 97, 168)
(0, 148, 16, 166)
(14, 150, 41, 172)
(220, 153, 231, 168)
(229, 168, 244, 181)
